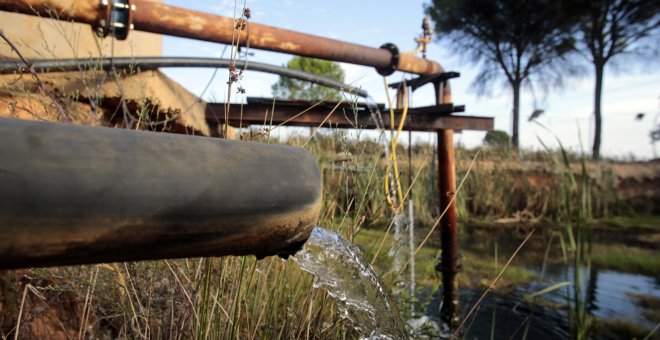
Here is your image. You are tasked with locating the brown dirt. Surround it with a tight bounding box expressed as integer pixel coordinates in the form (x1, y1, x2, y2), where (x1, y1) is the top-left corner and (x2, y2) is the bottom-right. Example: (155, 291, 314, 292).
(0, 69, 227, 136)
(0, 269, 103, 339)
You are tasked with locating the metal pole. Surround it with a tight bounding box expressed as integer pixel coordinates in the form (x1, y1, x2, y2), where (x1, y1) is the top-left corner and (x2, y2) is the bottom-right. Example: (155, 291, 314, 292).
(0, 0, 444, 75)
(434, 80, 460, 327)
(396, 84, 417, 312)
(0, 118, 322, 269)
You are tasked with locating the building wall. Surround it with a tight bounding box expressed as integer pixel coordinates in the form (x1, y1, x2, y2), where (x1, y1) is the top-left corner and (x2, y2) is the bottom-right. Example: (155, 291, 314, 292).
(0, 9, 162, 59)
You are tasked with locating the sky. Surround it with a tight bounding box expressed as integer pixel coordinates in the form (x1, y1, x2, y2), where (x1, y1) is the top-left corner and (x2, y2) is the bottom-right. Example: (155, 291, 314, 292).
(161, 0, 660, 159)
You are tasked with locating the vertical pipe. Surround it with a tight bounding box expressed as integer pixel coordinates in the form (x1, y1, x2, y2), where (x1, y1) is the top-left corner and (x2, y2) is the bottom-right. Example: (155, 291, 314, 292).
(389, 86, 407, 273)
(397, 84, 417, 312)
(434, 80, 459, 327)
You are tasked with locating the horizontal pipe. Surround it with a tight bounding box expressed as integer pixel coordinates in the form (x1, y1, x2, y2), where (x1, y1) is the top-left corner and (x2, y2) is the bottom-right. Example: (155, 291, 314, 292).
(0, 118, 322, 269)
(0, 57, 369, 97)
(0, 0, 101, 26)
(0, 0, 444, 75)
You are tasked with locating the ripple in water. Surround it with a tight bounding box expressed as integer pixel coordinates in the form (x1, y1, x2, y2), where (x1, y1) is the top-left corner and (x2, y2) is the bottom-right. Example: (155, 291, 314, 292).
(292, 227, 408, 339)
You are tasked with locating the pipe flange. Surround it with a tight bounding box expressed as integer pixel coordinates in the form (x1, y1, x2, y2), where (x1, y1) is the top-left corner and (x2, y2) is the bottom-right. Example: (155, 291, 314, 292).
(94, 0, 134, 40)
(376, 43, 399, 76)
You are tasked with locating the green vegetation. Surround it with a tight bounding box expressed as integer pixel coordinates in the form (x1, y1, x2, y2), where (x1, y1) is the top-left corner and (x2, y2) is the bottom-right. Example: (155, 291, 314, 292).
(271, 56, 346, 101)
(352, 227, 537, 290)
(483, 130, 510, 148)
(629, 292, 660, 310)
(591, 318, 658, 340)
(591, 244, 660, 275)
(597, 214, 660, 231)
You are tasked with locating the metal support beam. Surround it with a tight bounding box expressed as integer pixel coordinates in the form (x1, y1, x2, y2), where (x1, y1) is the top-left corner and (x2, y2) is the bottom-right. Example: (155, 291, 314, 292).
(205, 98, 493, 132)
(388, 71, 460, 92)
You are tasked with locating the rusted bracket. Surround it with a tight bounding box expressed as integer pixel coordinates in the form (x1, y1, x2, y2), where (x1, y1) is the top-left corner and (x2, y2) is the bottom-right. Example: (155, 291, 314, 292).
(376, 43, 400, 76)
(388, 72, 460, 92)
(94, 0, 135, 40)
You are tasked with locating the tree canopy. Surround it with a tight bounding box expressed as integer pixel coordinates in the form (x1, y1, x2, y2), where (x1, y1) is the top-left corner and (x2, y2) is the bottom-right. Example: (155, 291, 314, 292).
(574, 0, 660, 159)
(271, 57, 345, 101)
(426, 0, 577, 148)
(483, 130, 511, 148)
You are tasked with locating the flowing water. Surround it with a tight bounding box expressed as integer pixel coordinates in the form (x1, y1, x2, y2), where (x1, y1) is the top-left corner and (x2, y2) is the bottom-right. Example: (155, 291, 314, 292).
(293, 227, 409, 339)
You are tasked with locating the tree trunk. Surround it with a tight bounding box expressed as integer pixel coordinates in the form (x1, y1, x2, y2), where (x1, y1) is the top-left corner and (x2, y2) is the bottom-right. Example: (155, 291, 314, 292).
(592, 62, 604, 160)
(511, 81, 521, 148)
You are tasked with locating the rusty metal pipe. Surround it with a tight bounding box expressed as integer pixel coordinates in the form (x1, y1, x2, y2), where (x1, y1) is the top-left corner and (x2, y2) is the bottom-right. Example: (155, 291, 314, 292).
(0, 0, 102, 26)
(0, 118, 322, 269)
(0, 0, 444, 75)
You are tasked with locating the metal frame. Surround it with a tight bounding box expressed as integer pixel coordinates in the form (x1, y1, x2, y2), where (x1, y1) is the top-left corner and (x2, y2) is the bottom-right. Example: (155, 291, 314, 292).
(0, 0, 498, 324)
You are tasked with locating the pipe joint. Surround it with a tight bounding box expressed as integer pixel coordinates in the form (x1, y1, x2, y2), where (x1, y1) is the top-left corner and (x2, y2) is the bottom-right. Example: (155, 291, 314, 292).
(94, 0, 134, 40)
(376, 43, 400, 76)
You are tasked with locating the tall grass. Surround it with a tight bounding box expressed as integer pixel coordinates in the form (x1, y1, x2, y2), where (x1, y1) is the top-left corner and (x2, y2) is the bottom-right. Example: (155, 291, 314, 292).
(537, 128, 593, 340)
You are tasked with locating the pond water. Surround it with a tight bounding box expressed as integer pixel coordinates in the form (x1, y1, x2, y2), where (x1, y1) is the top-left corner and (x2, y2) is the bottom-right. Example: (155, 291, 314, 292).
(453, 226, 660, 335)
(530, 263, 660, 329)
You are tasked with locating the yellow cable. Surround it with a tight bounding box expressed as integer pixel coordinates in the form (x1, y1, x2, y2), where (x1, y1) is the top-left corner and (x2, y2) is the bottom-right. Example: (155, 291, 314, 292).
(382, 77, 409, 213)
(401, 44, 424, 55)
(393, 84, 408, 208)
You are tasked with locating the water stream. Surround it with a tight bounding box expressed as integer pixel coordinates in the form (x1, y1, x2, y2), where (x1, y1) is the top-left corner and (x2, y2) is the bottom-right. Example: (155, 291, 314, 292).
(293, 227, 409, 339)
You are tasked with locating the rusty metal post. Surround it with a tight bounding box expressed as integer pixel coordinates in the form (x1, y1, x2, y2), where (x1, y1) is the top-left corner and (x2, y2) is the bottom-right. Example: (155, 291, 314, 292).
(434, 80, 460, 327)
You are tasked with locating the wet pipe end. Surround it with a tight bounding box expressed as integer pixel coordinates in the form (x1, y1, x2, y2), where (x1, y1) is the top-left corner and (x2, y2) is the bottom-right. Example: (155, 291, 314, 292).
(0, 118, 322, 268)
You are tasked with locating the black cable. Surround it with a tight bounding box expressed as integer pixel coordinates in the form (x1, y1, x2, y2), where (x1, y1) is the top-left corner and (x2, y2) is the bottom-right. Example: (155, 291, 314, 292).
(0, 56, 369, 98)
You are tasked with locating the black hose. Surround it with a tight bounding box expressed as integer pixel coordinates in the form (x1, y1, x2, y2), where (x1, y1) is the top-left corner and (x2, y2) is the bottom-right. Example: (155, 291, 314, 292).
(0, 117, 322, 268)
(0, 56, 369, 98)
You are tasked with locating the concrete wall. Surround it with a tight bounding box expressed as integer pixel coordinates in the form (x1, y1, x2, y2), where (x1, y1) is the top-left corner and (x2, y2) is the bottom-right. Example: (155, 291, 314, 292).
(0, 8, 162, 59)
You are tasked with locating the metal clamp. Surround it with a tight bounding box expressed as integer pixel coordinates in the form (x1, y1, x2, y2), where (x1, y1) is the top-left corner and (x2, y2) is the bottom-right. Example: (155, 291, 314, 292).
(94, 0, 135, 40)
(376, 43, 400, 76)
